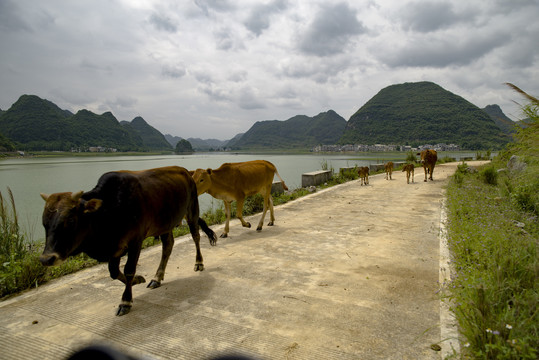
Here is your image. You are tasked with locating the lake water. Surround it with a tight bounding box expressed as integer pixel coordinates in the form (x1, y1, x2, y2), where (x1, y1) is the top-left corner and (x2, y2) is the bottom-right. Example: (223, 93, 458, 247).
(0, 151, 476, 239)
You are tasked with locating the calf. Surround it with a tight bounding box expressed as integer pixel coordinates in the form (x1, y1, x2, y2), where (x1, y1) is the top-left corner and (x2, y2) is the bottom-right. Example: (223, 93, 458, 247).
(40, 166, 217, 316)
(402, 163, 415, 184)
(191, 160, 288, 238)
(417, 149, 438, 182)
(384, 161, 394, 180)
(358, 166, 369, 186)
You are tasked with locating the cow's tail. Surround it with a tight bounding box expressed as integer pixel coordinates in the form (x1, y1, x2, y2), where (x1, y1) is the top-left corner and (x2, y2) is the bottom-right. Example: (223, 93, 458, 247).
(274, 170, 288, 191)
(198, 218, 217, 246)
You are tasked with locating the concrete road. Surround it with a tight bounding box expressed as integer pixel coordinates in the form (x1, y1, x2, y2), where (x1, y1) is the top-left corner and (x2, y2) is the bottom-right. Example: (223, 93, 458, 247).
(0, 162, 480, 360)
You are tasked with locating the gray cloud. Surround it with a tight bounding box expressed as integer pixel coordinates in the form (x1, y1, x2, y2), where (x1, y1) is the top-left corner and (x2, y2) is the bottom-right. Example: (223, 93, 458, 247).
(243, 0, 288, 36)
(149, 13, 178, 33)
(194, 0, 236, 16)
(237, 87, 266, 110)
(161, 64, 186, 78)
(299, 2, 367, 57)
(399, 1, 475, 33)
(380, 30, 512, 68)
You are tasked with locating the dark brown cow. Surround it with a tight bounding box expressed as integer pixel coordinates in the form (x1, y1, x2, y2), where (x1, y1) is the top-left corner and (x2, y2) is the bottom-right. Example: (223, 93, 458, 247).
(384, 161, 394, 180)
(191, 160, 288, 238)
(402, 163, 415, 184)
(358, 166, 369, 186)
(417, 149, 438, 182)
(40, 166, 217, 316)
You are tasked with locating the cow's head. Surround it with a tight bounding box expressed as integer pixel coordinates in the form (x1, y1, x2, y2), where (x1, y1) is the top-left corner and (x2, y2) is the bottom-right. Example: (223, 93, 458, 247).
(191, 168, 213, 196)
(40, 191, 102, 266)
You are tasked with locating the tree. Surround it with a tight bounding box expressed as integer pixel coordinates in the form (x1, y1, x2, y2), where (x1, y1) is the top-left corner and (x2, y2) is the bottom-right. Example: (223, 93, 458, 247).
(175, 139, 193, 154)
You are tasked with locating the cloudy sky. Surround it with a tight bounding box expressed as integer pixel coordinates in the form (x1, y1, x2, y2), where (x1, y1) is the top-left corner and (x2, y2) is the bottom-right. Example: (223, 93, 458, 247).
(1, 0, 538, 140)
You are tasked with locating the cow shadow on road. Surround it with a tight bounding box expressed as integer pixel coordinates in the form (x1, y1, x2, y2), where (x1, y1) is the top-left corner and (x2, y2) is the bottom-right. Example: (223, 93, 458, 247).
(209, 223, 289, 247)
(103, 272, 217, 329)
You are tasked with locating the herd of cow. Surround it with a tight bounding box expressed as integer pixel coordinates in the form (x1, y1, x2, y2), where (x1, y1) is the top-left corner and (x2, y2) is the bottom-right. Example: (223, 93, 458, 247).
(38, 150, 437, 316)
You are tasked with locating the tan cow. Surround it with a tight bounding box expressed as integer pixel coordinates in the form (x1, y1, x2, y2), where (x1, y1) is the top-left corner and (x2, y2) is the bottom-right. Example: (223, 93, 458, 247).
(191, 160, 288, 238)
(417, 149, 438, 182)
(402, 163, 415, 184)
(384, 161, 394, 180)
(358, 166, 369, 186)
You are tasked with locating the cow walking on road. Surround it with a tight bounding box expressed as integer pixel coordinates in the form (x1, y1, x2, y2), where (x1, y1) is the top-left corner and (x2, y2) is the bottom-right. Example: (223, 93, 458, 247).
(40, 166, 217, 316)
(191, 160, 288, 238)
(418, 150, 438, 182)
(358, 166, 369, 186)
(384, 162, 394, 180)
(402, 163, 415, 184)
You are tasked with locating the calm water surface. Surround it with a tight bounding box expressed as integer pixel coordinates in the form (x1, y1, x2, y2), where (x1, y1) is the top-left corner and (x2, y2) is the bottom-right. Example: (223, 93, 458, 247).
(0, 152, 474, 239)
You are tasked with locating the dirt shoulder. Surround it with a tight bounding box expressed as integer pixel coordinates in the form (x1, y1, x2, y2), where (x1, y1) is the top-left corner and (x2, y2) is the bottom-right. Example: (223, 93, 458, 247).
(0, 161, 488, 360)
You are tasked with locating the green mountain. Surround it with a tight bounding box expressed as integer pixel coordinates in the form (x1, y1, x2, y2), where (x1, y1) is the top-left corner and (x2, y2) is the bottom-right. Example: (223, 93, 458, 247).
(340, 82, 511, 150)
(482, 104, 517, 135)
(0, 132, 15, 151)
(228, 110, 346, 150)
(67, 110, 144, 151)
(0, 95, 74, 150)
(0, 95, 170, 151)
(121, 117, 172, 151)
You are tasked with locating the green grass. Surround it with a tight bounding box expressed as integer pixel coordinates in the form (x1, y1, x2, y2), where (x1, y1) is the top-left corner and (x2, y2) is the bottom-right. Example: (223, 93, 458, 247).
(443, 86, 538, 359)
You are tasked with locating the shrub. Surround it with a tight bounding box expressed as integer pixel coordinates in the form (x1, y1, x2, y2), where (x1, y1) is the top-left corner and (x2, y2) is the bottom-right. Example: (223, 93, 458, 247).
(480, 166, 498, 185)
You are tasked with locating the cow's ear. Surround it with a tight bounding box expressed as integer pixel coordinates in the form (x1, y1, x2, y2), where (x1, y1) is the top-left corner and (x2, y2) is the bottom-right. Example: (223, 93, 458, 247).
(206, 168, 212, 175)
(40, 193, 50, 201)
(84, 199, 102, 213)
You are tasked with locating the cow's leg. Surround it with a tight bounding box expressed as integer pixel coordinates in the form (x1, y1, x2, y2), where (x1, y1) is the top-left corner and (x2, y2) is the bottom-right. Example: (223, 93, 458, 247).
(257, 190, 271, 231)
(147, 232, 175, 289)
(221, 200, 231, 238)
(429, 166, 434, 181)
(109, 257, 145, 286)
(423, 166, 428, 182)
(236, 197, 251, 229)
(187, 220, 204, 271)
(267, 196, 275, 226)
(411, 168, 414, 183)
(117, 242, 143, 316)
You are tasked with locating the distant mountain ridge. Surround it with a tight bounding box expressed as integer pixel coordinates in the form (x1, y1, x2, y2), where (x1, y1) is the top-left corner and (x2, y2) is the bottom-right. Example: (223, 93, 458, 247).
(120, 116, 171, 151)
(482, 104, 518, 135)
(228, 110, 346, 150)
(0, 95, 169, 151)
(0, 83, 516, 152)
(339, 82, 511, 149)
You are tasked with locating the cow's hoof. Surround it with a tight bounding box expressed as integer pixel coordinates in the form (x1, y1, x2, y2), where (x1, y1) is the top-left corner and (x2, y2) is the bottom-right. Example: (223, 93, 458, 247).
(147, 280, 161, 289)
(256, 226, 262, 232)
(133, 275, 146, 285)
(116, 304, 131, 316)
(267, 221, 274, 226)
(194, 263, 205, 272)
(243, 222, 251, 228)
(209, 235, 218, 246)
(219, 233, 228, 238)
(424, 180, 427, 182)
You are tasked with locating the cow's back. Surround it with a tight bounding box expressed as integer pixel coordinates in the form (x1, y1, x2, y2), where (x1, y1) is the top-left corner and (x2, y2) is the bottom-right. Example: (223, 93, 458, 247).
(214, 160, 276, 196)
(83, 166, 196, 244)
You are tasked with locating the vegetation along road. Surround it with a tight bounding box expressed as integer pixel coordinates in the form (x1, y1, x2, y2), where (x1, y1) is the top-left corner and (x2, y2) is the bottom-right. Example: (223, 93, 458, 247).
(0, 161, 491, 360)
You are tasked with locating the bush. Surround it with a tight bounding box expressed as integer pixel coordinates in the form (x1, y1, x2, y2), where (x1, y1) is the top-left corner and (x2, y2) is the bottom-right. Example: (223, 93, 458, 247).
(480, 166, 498, 185)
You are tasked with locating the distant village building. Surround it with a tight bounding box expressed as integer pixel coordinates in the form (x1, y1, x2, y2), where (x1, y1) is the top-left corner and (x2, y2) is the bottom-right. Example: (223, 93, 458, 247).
(88, 146, 117, 153)
(312, 143, 460, 153)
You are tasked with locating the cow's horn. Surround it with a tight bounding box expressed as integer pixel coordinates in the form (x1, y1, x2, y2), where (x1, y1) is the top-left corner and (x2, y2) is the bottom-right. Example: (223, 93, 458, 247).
(71, 191, 84, 202)
(40, 193, 49, 201)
